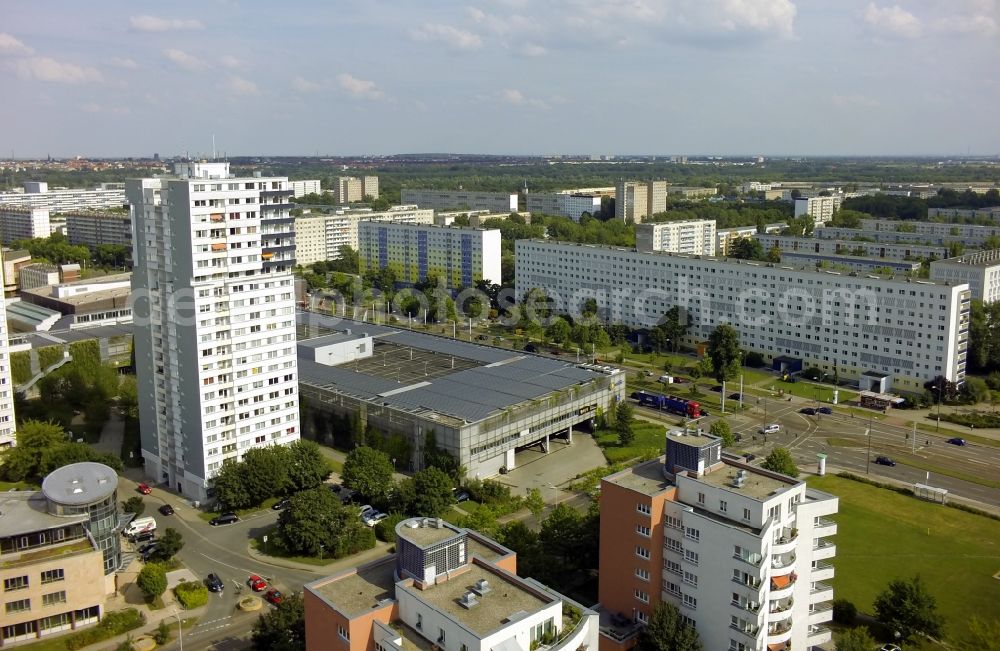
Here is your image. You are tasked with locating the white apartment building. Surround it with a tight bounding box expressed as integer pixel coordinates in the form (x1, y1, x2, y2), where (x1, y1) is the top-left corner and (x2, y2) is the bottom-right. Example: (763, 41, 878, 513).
(755, 233, 948, 261)
(293, 206, 435, 266)
(928, 207, 1000, 222)
(65, 210, 132, 248)
(401, 189, 518, 213)
(739, 181, 773, 193)
(127, 162, 300, 500)
(853, 219, 1000, 248)
(0, 259, 15, 448)
(615, 181, 668, 222)
(335, 176, 379, 203)
(0, 183, 126, 212)
(288, 179, 322, 198)
(930, 250, 1000, 303)
(358, 222, 502, 289)
(526, 192, 602, 222)
(514, 240, 969, 390)
(0, 206, 52, 242)
(636, 220, 716, 255)
(793, 196, 840, 226)
(717, 223, 786, 257)
(599, 432, 839, 651)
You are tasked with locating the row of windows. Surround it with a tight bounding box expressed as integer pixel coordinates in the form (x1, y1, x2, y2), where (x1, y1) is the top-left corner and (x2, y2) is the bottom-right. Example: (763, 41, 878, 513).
(4, 591, 65, 614)
(3, 569, 64, 592)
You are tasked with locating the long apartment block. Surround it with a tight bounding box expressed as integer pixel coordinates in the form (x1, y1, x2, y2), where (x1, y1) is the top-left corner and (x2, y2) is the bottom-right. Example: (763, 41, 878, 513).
(293, 206, 435, 266)
(0, 206, 52, 242)
(64, 210, 132, 248)
(526, 192, 603, 222)
(755, 233, 948, 261)
(0, 183, 126, 212)
(515, 240, 969, 390)
(599, 431, 838, 651)
(401, 189, 518, 213)
(358, 222, 502, 289)
(852, 219, 1000, 248)
(127, 162, 300, 500)
(636, 220, 716, 255)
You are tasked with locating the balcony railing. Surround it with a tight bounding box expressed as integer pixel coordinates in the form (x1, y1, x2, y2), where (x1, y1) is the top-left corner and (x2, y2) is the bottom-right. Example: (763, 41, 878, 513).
(732, 577, 762, 590)
(733, 552, 764, 567)
(728, 623, 760, 639)
(810, 582, 832, 594)
(731, 600, 761, 614)
(768, 621, 792, 636)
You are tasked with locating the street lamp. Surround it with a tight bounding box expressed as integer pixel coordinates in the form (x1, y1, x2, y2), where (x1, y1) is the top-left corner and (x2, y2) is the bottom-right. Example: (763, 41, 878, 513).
(170, 606, 184, 651)
(865, 412, 873, 474)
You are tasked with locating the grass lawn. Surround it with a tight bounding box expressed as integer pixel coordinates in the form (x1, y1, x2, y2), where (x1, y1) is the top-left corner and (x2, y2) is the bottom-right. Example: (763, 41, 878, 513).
(913, 420, 1000, 448)
(0, 480, 38, 491)
(328, 458, 344, 475)
(825, 437, 864, 447)
(198, 496, 280, 522)
(808, 474, 1000, 650)
(593, 421, 667, 464)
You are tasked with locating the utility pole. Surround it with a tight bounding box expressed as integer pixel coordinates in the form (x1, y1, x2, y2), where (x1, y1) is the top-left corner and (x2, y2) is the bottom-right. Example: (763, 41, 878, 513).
(866, 412, 873, 474)
(721, 379, 726, 414)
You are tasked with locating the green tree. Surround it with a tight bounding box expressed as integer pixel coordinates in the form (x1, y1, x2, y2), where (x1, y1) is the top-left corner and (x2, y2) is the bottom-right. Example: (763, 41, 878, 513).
(545, 316, 571, 343)
(615, 401, 635, 445)
(210, 458, 252, 511)
(729, 238, 765, 260)
(709, 420, 734, 447)
(150, 528, 184, 562)
(525, 488, 546, 518)
(284, 440, 332, 493)
(241, 446, 289, 506)
(655, 307, 689, 353)
(873, 575, 944, 643)
(766, 245, 782, 263)
(122, 496, 145, 517)
(403, 467, 455, 517)
(342, 446, 394, 503)
(136, 563, 167, 600)
(835, 626, 876, 651)
(276, 487, 374, 558)
(707, 325, 741, 383)
(251, 593, 306, 651)
(761, 448, 799, 477)
(636, 601, 702, 651)
(967, 617, 1000, 651)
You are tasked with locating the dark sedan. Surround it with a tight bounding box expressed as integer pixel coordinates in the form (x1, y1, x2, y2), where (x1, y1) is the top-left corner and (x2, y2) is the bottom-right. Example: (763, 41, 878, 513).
(874, 456, 896, 467)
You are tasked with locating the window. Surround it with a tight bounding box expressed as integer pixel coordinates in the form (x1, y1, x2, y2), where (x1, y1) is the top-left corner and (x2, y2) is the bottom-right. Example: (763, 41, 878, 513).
(416, 614, 422, 630)
(40, 569, 64, 584)
(637, 503, 651, 515)
(338, 624, 350, 640)
(685, 527, 700, 542)
(664, 514, 682, 529)
(682, 594, 697, 609)
(4, 576, 28, 592)
(743, 507, 751, 521)
(635, 568, 650, 581)
(634, 589, 649, 604)
(636, 610, 649, 624)
(697, 492, 705, 505)
(663, 580, 681, 596)
(684, 549, 699, 565)
(683, 571, 698, 587)
(5, 598, 30, 614)
(42, 591, 66, 607)
(636, 546, 650, 560)
(438, 629, 446, 644)
(720, 500, 728, 513)
(636, 524, 650, 537)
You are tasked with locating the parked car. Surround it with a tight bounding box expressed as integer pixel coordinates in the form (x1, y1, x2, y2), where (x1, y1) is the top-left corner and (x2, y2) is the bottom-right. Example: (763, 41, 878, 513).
(947, 437, 967, 446)
(711, 385, 723, 392)
(874, 456, 896, 467)
(137, 540, 158, 555)
(760, 424, 780, 435)
(206, 573, 224, 593)
(132, 531, 156, 544)
(728, 393, 742, 401)
(744, 454, 756, 462)
(358, 504, 375, 517)
(800, 407, 816, 415)
(524, 343, 538, 353)
(158, 504, 174, 516)
(272, 498, 290, 511)
(363, 511, 387, 527)
(140, 545, 159, 562)
(210, 512, 239, 526)
(137, 483, 152, 495)
(817, 406, 833, 414)
(453, 489, 471, 503)
(264, 589, 283, 605)
(247, 574, 268, 592)
(880, 645, 902, 651)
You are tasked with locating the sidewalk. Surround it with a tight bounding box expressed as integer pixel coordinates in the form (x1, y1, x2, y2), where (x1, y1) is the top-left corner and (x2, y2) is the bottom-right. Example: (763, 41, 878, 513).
(245, 537, 394, 575)
(93, 574, 207, 651)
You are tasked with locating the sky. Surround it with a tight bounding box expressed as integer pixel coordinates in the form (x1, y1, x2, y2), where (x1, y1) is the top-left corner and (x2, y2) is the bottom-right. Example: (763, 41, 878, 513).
(2, 0, 999, 158)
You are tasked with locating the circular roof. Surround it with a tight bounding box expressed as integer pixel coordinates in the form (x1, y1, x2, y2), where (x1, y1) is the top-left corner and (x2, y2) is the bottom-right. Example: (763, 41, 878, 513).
(41, 462, 119, 505)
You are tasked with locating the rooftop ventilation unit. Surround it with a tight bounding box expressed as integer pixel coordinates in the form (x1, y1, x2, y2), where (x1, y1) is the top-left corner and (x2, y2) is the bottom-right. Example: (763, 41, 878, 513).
(472, 579, 491, 596)
(732, 469, 747, 488)
(459, 592, 479, 609)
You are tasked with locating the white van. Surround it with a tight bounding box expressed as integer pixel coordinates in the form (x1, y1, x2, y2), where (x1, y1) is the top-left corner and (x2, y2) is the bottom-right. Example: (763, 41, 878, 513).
(658, 375, 674, 384)
(123, 516, 157, 537)
(760, 424, 780, 435)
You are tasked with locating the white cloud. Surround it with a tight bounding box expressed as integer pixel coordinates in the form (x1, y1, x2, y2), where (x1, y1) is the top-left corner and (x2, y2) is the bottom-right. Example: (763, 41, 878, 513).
(220, 55, 241, 68)
(163, 49, 204, 71)
(110, 57, 138, 69)
(935, 13, 998, 37)
(520, 43, 548, 57)
(226, 76, 259, 95)
(0, 32, 33, 55)
(10, 57, 102, 84)
(130, 15, 204, 32)
(337, 73, 385, 100)
(500, 88, 549, 109)
(864, 3, 922, 38)
(410, 23, 483, 50)
(292, 76, 323, 92)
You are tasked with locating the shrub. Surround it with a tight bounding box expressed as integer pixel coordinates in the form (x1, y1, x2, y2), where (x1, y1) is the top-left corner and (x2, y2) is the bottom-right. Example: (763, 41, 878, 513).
(374, 513, 407, 543)
(64, 608, 145, 650)
(174, 580, 209, 609)
(833, 598, 858, 625)
(936, 411, 1000, 428)
(37, 345, 65, 370)
(137, 563, 167, 600)
(154, 621, 170, 645)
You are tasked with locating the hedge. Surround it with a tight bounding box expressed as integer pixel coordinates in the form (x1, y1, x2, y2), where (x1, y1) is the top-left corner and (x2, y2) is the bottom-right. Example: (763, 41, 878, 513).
(374, 513, 407, 543)
(936, 411, 1000, 429)
(37, 345, 64, 370)
(10, 351, 32, 385)
(64, 608, 145, 650)
(174, 580, 209, 609)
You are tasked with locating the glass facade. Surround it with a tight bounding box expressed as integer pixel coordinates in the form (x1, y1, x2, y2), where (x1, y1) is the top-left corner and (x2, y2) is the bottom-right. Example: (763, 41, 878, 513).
(46, 489, 121, 574)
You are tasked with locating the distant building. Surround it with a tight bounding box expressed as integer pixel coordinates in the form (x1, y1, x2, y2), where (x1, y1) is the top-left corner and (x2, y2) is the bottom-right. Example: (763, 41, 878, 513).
(716, 223, 785, 256)
(0, 206, 52, 242)
(597, 433, 838, 651)
(304, 517, 599, 651)
(2, 249, 33, 297)
(778, 251, 921, 275)
(18, 263, 61, 290)
(335, 176, 379, 203)
(853, 219, 1000, 248)
(358, 222, 502, 289)
(0, 258, 14, 447)
(615, 180, 668, 222)
(526, 192, 603, 222)
(294, 206, 435, 266)
(64, 210, 132, 248)
(289, 179, 322, 198)
(755, 233, 947, 261)
(667, 186, 718, 199)
(793, 196, 839, 226)
(635, 220, 716, 255)
(930, 250, 1000, 303)
(401, 189, 518, 213)
(927, 207, 1000, 222)
(0, 183, 126, 212)
(19, 273, 132, 329)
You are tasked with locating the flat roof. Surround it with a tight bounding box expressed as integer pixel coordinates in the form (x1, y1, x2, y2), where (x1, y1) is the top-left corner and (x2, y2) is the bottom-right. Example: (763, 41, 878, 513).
(41, 461, 118, 505)
(666, 429, 716, 448)
(296, 313, 608, 424)
(399, 561, 553, 637)
(693, 462, 795, 501)
(310, 557, 397, 619)
(0, 491, 89, 538)
(398, 518, 464, 548)
(604, 458, 672, 497)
